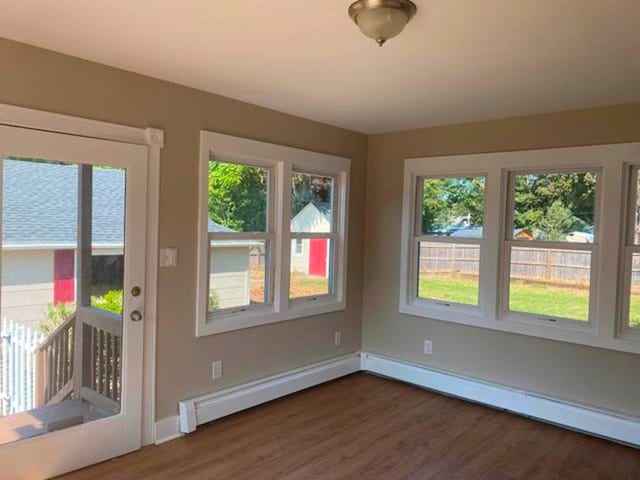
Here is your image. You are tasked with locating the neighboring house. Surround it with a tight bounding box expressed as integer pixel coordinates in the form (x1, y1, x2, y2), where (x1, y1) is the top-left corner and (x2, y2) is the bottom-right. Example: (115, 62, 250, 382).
(208, 220, 258, 310)
(290, 203, 331, 278)
(1, 159, 252, 328)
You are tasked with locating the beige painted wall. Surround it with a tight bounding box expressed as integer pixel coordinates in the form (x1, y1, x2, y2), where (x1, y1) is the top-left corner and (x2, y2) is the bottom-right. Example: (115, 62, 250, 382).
(2, 36, 639, 424)
(0, 38, 367, 421)
(363, 104, 640, 418)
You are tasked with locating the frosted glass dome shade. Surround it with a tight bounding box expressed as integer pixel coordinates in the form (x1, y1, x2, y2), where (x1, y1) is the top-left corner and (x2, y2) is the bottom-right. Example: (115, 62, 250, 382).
(355, 7, 409, 46)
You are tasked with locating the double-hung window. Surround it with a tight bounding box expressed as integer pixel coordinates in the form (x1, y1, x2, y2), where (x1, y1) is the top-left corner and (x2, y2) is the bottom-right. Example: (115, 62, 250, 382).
(290, 172, 338, 301)
(503, 170, 599, 327)
(413, 175, 486, 308)
(207, 161, 274, 314)
(399, 143, 640, 355)
(197, 131, 350, 336)
(622, 166, 640, 335)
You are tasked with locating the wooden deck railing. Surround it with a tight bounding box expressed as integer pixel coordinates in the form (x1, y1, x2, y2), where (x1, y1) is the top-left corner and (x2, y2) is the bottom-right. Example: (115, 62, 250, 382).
(35, 314, 75, 406)
(35, 309, 122, 414)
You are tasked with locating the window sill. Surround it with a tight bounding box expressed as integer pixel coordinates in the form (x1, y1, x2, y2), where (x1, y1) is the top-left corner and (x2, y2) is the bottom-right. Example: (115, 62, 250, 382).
(399, 302, 640, 355)
(197, 299, 347, 336)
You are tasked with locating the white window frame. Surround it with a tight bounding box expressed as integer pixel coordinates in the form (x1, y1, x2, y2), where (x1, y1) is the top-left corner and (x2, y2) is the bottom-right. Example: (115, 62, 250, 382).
(290, 170, 340, 303)
(411, 174, 487, 312)
(501, 167, 600, 330)
(620, 165, 640, 339)
(293, 238, 304, 256)
(196, 132, 350, 336)
(399, 142, 640, 355)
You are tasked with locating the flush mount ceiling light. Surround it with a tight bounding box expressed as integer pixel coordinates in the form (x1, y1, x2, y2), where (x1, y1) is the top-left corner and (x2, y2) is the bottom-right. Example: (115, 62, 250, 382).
(349, 0, 417, 47)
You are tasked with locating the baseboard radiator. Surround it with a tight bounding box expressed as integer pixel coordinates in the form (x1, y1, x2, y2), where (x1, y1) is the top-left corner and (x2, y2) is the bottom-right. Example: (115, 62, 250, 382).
(156, 352, 640, 448)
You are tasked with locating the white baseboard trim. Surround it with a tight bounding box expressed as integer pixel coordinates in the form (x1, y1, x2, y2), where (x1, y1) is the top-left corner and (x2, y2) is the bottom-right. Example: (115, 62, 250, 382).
(170, 351, 639, 448)
(178, 353, 362, 434)
(154, 415, 182, 445)
(363, 352, 640, 448)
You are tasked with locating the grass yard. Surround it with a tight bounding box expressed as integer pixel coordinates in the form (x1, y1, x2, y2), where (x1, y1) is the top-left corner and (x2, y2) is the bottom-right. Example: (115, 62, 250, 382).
(250, 267, 328, 300)
(419, 274, 640, 327)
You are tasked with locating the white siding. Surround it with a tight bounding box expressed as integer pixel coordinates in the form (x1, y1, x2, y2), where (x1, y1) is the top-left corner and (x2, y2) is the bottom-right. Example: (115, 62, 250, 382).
(209, 246, 251, 309)
(290, 239, 310, 274)
(1, 250, 54, 330)
(290, 204, 331, 233)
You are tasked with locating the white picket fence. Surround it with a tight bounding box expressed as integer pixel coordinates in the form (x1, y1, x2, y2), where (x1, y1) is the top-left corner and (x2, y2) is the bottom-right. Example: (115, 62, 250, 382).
(0, 318, 44, 416)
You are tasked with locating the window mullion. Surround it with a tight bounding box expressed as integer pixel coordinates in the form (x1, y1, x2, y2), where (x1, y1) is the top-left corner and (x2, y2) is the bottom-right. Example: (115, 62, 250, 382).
(276, 160, 292, 315)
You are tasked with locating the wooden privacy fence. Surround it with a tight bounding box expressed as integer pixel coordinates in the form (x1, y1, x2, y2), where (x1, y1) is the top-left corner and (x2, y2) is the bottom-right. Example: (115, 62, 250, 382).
(0, 318, 44, 416)
(249, 246, 267, 268)
(419, 243, 592, 285)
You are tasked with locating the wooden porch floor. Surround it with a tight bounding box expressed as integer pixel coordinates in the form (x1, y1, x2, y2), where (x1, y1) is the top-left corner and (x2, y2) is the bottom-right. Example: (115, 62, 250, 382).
(60, 373, 640, 480)
(0, 399, 109, 446)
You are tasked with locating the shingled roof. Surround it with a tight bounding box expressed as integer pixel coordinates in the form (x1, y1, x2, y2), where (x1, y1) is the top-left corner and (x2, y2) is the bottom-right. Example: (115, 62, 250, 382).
(2, 159, 230, 248)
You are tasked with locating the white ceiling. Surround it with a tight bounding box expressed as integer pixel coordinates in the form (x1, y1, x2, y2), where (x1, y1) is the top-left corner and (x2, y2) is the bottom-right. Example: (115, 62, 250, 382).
(1, 1, 639, 134)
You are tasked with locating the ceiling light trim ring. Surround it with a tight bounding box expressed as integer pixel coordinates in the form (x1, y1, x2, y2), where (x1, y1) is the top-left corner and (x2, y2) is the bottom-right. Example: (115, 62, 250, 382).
(348, 0, 417, 24)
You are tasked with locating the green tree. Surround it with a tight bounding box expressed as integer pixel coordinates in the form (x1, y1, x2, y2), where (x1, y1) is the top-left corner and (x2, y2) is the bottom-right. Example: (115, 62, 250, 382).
(422, 177, 485, 233)
(208, 163, 268, 231)
(538, 201, 579, 241)
(208, 164, 334, 231)
(291, 174, 332, 218)
(512, 172, 596, 238)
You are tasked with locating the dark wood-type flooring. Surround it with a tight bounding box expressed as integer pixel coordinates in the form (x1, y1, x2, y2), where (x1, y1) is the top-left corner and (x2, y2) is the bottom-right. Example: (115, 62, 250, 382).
(60, 373, 640, 479)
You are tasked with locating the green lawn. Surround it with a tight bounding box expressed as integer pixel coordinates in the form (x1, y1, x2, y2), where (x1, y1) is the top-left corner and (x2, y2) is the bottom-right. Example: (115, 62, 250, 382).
(419, 275, 640, 327)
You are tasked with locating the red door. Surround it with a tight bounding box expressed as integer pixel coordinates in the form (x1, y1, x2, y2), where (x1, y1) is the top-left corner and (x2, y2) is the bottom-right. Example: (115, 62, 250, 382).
(309, 239, 327, 277)
(54, 249, 75, 304)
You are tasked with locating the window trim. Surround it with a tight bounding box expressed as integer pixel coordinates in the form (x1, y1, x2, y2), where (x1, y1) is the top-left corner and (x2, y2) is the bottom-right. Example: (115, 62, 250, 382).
(399, 142, 640, 355)
(196, 131, 350, 336)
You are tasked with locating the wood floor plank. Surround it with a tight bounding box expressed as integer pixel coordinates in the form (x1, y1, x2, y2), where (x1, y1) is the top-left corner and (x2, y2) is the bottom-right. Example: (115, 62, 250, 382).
(59, 373, 640, 480)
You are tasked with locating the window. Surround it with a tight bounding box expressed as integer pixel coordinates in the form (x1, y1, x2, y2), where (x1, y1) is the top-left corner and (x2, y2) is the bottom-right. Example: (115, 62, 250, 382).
(415, 176, 485, 307)
(399, 142, 640, 355)
(622, 167, 640, 332)
(207, 162, 272, 314)
(197, 132, 350, 336)
(503, 171, 598, 326)
(290, 173, 335, 300)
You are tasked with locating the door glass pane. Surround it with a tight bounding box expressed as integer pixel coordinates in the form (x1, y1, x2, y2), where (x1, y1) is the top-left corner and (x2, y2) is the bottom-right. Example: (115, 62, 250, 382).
(90, 166, 125, 316)
(290, 238, 332, 299)
(508, 246, 591, 322)
(291, 173, 334, 233)
(511, 172, 597, 242)
(417, 241, 480, 306)
(0, 157, 126, 446)
(209, 240, 268, 312)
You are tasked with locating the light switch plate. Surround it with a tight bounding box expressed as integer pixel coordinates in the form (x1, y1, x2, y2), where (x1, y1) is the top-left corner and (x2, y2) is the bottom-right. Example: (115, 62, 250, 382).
(159, 248, 178, 267)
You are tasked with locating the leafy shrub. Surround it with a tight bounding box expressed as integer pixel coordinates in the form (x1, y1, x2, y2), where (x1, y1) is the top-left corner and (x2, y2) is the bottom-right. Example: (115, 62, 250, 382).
(91, 289, 124, 315)
(40, 289, 124, 336)
(209, 290, 220, 311)
(40, 302, 75, 335)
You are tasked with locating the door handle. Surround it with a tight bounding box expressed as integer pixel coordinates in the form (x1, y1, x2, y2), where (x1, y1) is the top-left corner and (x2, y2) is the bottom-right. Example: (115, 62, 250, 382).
(130, 310, 143, 322)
